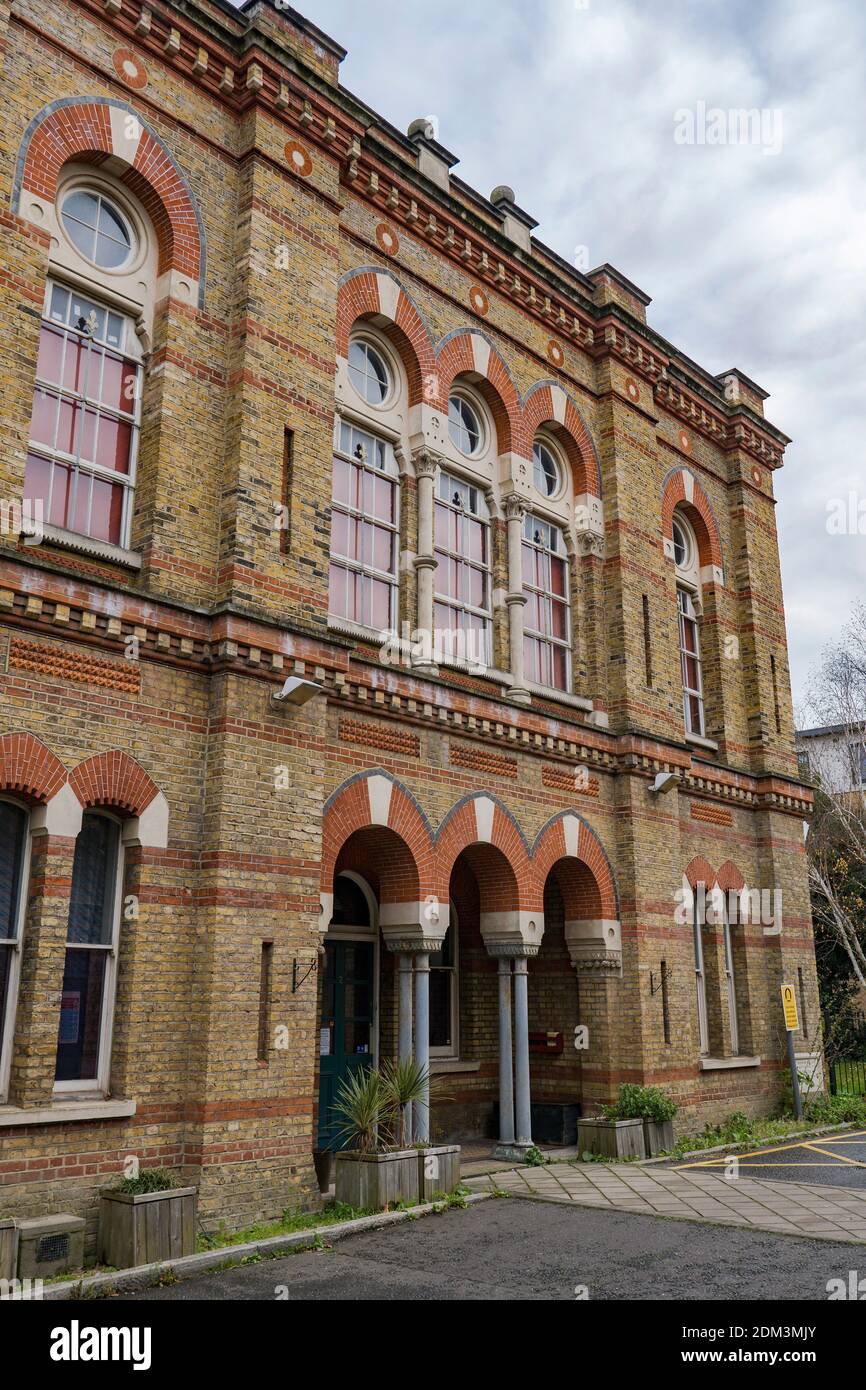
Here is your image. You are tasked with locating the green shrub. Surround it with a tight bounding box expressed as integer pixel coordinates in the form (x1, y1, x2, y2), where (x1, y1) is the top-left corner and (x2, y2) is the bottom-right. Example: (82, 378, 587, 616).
(116, 1167, 175, 1195)
(601, 1084, 677, 1123)
(804, 1092, 866, 1125)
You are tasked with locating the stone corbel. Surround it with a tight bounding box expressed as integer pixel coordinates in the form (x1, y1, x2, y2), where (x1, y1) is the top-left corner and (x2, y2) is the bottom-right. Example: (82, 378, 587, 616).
(480, 910, 544, 958)
(564, 918, 622, 975)
(380, 900, 448, 955)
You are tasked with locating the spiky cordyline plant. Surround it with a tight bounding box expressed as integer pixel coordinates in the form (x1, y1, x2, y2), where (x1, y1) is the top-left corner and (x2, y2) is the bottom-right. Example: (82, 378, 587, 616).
(331, 1067, 386, 1155)
(380, 1056, 430, 1149)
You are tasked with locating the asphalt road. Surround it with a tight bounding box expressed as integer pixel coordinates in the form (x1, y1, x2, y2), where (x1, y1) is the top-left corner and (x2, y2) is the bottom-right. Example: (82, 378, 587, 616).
(120, 1197, 864, 1301)
(677, 1130, 866, 1189)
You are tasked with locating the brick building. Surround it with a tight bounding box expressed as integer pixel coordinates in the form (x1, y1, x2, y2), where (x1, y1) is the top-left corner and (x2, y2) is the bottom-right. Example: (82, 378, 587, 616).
(0, 0, 818, 1246)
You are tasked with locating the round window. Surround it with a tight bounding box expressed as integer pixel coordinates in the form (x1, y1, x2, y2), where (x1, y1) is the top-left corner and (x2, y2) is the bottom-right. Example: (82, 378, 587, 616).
(348, 339, 390, 406)
(533, 440, 560, 497)
(60, 189, 134, 270)
(448, 394, 482, 455)
(672, 518, 690, 569)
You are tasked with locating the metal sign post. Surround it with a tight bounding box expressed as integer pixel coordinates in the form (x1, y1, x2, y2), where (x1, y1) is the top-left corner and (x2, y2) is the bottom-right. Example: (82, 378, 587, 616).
(781, 983, 803, 1120)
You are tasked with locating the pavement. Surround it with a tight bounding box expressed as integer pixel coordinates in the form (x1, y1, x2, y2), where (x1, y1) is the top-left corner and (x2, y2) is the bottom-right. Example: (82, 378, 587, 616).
(465, 1145, 866, 1241)
(119, 1197, 866, 1301)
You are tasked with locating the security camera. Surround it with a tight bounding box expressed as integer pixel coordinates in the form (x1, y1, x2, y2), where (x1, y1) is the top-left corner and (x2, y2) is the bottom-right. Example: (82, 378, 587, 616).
(272, 676, 322, 707)
(649, 770, 679, 795)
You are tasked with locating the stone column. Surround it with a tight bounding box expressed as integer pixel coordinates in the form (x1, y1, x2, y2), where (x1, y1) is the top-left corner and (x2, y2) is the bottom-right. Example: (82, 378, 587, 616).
(504, 493, 530, 703)
(495, 957, 515, 1152)
(397, 952, 414, 1144)
(413, 952, 430, 1142)
(412, 449, 439, 675)
(513, 956, 532, 1146)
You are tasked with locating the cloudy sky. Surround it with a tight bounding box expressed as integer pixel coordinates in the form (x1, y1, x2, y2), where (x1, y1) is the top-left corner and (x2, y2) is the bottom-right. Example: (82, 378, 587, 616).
(275, 0, 866, 716)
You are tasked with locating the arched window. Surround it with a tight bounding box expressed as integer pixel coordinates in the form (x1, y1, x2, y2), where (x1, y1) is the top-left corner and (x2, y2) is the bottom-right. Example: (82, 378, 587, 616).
(22, 169, 156, 555)
(522, 513, 571, 692)
(434, 470, 492, 669)
(54, 812, 124, 1091)
(329, 419, 399, 632)
(448, 392, 484, 457)
(673, 510, 705, 737)
(0, 801, 30, 1102)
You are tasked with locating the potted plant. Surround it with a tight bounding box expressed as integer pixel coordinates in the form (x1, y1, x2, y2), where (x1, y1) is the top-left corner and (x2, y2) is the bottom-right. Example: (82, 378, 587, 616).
(576, 1110, 647, 1161)
(98, 1167, 197, 1270)
(332, 1068, 420, 1210)
(579, 1084, 678, 1159)
(380, 1057, 460, 1200)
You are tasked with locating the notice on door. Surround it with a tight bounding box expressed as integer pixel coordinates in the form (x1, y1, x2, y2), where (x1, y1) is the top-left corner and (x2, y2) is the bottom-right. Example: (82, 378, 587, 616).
(319, 1026, 332, 1056)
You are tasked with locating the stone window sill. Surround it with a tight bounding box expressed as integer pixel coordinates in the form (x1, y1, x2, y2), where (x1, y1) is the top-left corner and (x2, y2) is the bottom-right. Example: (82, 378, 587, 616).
(686, 732, 720, 753)
(32, 524, 142, 571)
(525, 681, 593, 713)
(430, 1059, 481, 1074)
(699, 1055, 761, 1071)
(0, 1098, 136, 1127)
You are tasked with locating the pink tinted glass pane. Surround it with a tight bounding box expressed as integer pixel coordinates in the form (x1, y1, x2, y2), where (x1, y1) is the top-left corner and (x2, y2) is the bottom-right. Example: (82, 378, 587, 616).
(63, 337, 86, 395)
(372, 475, 394, 524)
(24, 453, 51, 509)
(330, 509, 349, 559)
(371, 524, 393, 574)
(99, 353, 130, 411)
(79, 407, 96, 463)
(71, 471, 90, 535)
(524, 591, 538, 630)
(551, 599, 567, 640)
(553, 646, 567, 690)
(468, 565, 485, 608)
(688, 694, 702, 731)
(95, 415, 131, 474)
(370, 579, 390, 629)
(434, 505, 448, 547)
(551, 556, 566, 597)
(684, 654, 700, 690)
(467, 519, 484, 562)
(522, 544, 533, 583)
(90, 477, 123, 543)
(329, 563, 347, 618)
(524, 636, 538, 684)
(332, 457, 351, 506)
(49, 463, 71, 528)
(30, 389, 58, 448)
(57, 399, 77, 455)
(37, 327, 64, 386)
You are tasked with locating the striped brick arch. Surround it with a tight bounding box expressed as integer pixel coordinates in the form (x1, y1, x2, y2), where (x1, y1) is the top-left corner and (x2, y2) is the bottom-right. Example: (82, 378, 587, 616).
(336, 269, 436, 406)
(320, 772, 436, 906)
(436, 330, 520, 455)
(0, 732, 67, 804)
(434, 794, 532, 908)
(68, 751, 159, 817)
(13, 98, 205, 302)
(530, 812, 619, 919)
(523, 382, 602, 498)
(660, 467, 723, 570)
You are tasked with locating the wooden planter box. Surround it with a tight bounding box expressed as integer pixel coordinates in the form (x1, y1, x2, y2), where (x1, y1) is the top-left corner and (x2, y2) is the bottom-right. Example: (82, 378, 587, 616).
(0, 1219, 17, 1283)
(98, 1188, 197, 1270)
(643, 1118, 675, 1156)
(576, 1116, 647, 1161)
(417, 1145, 461, 1201)
(335, 1150, 419, 1210)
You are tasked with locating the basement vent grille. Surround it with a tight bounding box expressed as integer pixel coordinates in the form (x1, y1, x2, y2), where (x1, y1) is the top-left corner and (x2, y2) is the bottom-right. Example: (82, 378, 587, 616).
(36, 1233, 69, 1264)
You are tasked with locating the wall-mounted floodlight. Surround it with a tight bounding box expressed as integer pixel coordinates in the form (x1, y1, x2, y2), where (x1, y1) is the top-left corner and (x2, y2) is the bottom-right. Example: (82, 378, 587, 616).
(272, 676, 322, 708)
(649, 770, 679, 796)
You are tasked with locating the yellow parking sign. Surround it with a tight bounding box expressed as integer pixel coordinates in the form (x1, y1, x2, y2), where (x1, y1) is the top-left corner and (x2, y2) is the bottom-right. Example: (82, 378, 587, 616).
(781, 983, 799, 1032)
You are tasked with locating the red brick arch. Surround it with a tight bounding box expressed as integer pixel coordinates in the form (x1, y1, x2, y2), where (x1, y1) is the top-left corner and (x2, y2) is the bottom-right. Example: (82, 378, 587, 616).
(336, 270, 436, 407)
(68, 751, 159, 817)
(436, 332, 521, 456)
(531, 813, 618, 918)
(435, 795, 532, 907)
(523, 382, 601, 497)
(321, 772, 435, 901)
(661, 469, 723, 569)
(0, 732, 67, 805)
(15, 99, 204, 286)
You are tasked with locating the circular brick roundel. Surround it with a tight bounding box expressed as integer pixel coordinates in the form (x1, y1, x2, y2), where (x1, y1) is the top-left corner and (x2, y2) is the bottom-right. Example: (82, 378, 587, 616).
(469, 285, 489, 316)
(112, 48, 148, 90)
(375, 223, 399, 256)
(679, 430, 692, 452)
(285, 140, 313, 177)
(547, 339, 564, 368)
(624, 376, 640, 402)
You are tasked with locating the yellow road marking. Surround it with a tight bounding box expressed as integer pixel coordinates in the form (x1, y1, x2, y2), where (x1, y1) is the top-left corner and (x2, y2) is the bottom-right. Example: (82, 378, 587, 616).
(803, 1142, 866, 1167)
(676, 1130, 866, 1168)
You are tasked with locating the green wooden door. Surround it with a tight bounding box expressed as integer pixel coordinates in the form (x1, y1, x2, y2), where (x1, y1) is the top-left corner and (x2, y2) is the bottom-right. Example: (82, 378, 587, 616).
(317, 939, 375, 1150)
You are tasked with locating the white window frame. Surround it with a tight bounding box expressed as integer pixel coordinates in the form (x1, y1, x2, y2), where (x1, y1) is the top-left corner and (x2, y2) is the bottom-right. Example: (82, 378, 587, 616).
(447, 390, 485, 458)
(53, 811, 125, 1097)
(328, 418, 400, 634)
(522, 512, 572, 693)
(0, 799, 32, 1104)
(429, 905, 459, 1060)
(678, 586, 705, 737)
(434, 468, 493, 669)
(532, 437, 563, 500)
(27, 279, 141, 549)
(347, 335, 393, 409)
(722, 904, 739, 1056)
(693, 887, 709, 1057)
